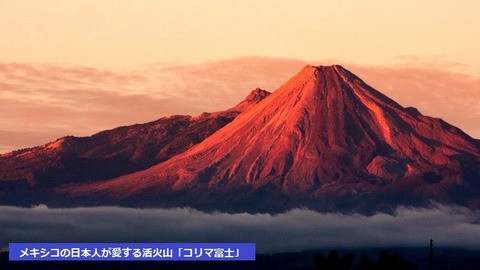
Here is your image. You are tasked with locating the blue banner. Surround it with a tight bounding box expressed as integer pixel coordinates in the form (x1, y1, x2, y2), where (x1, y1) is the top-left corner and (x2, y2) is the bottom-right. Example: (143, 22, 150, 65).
(9, 243, 255, 261)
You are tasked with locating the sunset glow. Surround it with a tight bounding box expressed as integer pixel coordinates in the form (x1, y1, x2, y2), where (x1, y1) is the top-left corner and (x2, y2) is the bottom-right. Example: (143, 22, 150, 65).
(1, 1, 480, 68)
(1, 1, 479, 153)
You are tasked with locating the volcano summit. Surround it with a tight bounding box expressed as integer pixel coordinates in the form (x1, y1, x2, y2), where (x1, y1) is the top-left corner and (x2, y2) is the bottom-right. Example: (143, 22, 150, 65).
(1, 65, 480, 213)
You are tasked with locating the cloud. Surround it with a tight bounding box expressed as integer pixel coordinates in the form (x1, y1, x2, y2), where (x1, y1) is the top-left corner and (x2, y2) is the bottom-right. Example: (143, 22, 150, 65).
(1, 57, 479, 153)
(349, 64, 480, 139)
(1, 205, 480, 253)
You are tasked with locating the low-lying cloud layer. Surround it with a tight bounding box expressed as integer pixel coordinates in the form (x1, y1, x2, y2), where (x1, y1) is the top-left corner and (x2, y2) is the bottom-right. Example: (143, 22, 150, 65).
(1, 57, 479, 153)
(1, 204, 479, 253)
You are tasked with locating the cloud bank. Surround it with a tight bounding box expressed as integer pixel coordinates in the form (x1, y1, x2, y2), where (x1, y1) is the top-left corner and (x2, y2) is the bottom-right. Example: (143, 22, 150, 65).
(1, 204, 479, 253)
(1, 57, 479, 153)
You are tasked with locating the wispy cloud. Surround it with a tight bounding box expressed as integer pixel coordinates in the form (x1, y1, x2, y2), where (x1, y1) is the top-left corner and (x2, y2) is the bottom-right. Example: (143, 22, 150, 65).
(1, 205, 479, 253)
(1, 57, 479, 153)
(350, 64, 480, 139)
(0, 58, 306, 153)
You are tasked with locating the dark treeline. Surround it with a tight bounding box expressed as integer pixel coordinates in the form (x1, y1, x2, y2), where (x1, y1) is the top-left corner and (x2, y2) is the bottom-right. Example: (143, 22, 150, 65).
(2, 248, 480, 270)
(314, 250, 417, 270)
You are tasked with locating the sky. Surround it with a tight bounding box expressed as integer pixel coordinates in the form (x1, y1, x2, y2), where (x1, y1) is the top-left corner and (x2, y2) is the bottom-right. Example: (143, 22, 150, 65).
(0, 1, 479, 69)
(0, 0, 479, 153)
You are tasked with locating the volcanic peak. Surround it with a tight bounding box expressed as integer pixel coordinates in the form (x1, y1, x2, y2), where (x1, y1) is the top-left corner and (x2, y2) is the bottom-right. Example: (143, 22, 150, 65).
(297, 64, 366, 86)
(245, 88, 270, 102)
(276, 64, 360, 96)
(3, 64, 480, 213)
(309, 64, 344, 70)
(230, 88, 271, 112)
(299, 64, 348, 76)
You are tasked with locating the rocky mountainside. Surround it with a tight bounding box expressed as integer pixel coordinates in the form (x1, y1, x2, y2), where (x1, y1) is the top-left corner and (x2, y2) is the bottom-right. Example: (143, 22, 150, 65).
(2, 65, 480, 213)
(0, 89, 269, 200)
(55, 65, 480, 213)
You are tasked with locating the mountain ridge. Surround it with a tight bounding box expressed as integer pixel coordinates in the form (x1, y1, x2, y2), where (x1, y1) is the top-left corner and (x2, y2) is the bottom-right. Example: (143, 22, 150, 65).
(1, 65, 480, 213)
(54, 65, 480, 213)
(0, 88, 270, 199)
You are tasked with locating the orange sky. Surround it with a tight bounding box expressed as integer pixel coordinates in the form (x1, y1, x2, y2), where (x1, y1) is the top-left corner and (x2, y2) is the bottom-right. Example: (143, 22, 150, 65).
(1, 1, 479, 153)
(1, 1, 480, 69)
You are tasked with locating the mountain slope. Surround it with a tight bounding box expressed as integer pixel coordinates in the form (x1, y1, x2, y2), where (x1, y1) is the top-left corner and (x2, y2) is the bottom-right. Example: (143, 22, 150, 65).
(0, 88, 270, 194)
(58, 65, 480, 213)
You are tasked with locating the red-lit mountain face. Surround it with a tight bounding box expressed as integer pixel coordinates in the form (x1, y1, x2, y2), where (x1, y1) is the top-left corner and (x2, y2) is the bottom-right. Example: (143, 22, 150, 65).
(0, 89, 270, 204)
(2, 65, 480, 213)
(49, 65, 480, 213)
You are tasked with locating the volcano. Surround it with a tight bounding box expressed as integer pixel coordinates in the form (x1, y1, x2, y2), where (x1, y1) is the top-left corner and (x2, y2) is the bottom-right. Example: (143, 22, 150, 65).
(2, 65, 480, 213)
